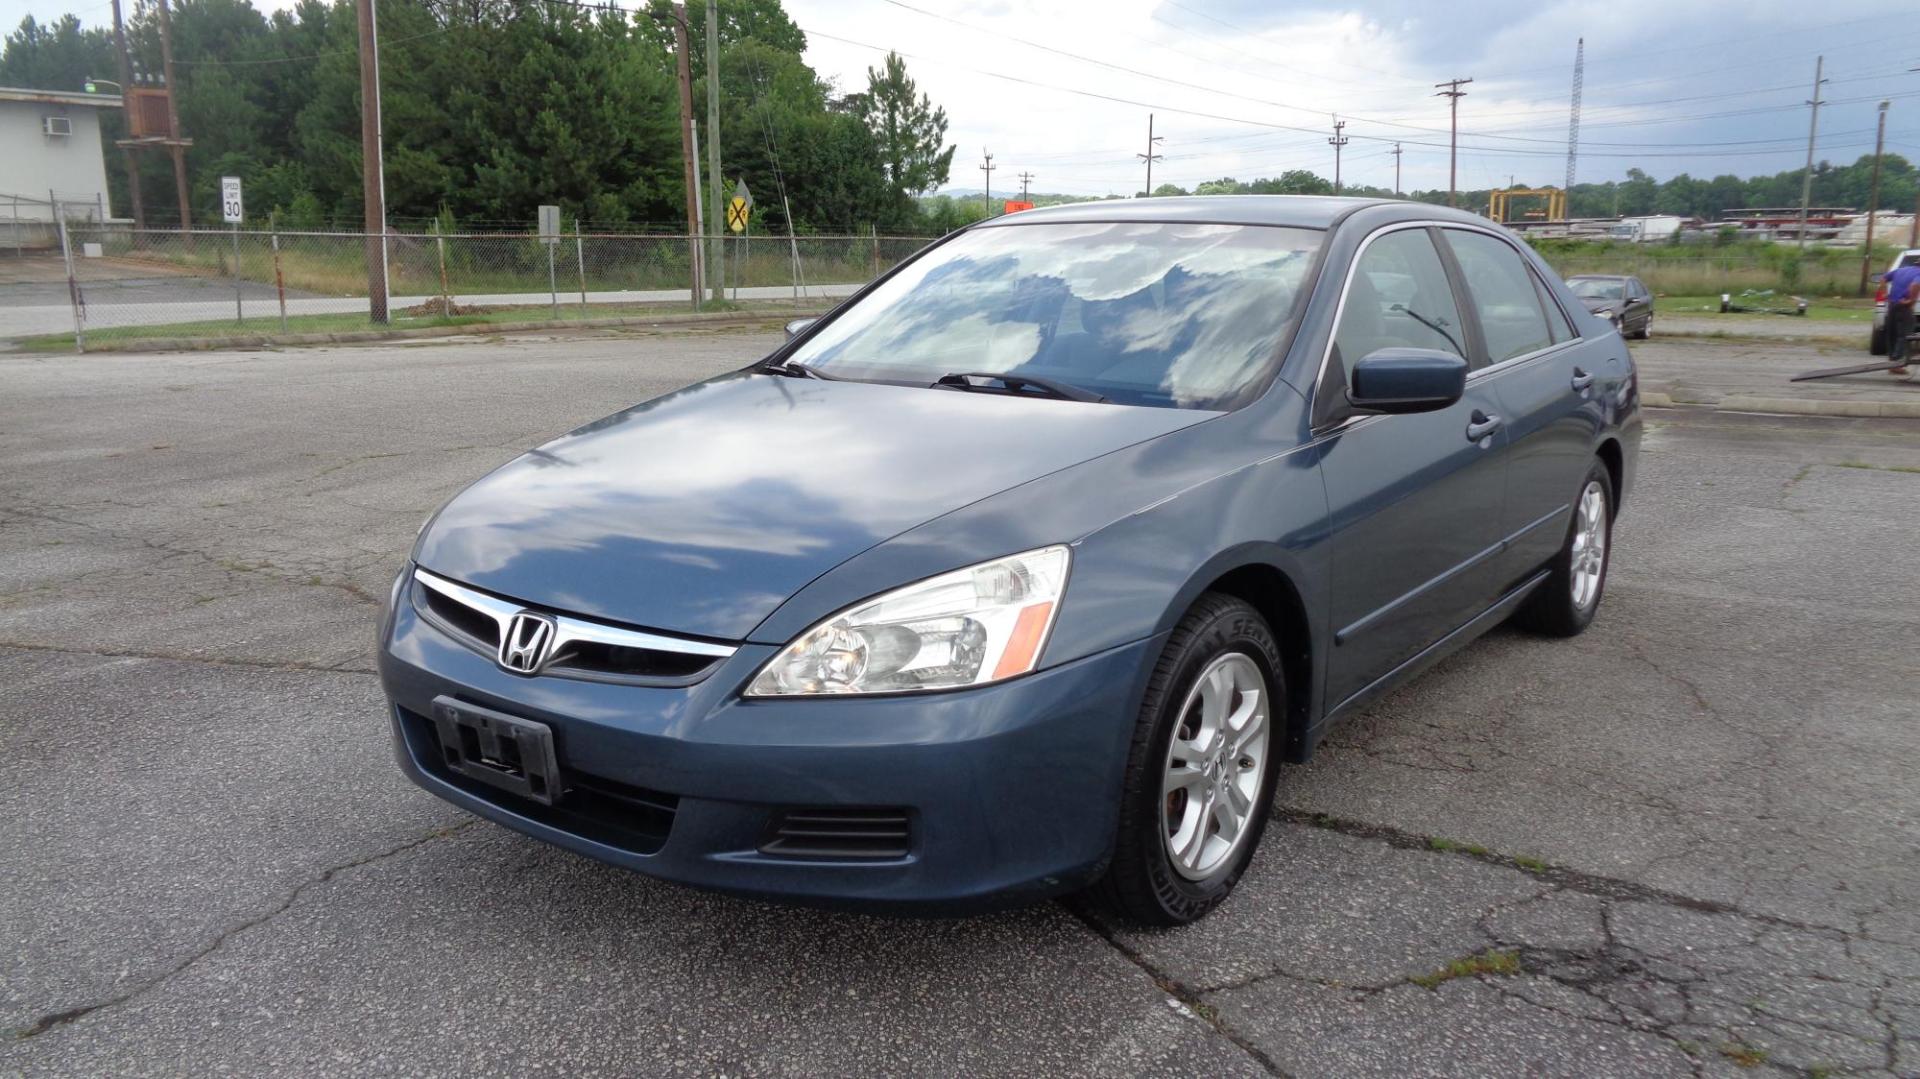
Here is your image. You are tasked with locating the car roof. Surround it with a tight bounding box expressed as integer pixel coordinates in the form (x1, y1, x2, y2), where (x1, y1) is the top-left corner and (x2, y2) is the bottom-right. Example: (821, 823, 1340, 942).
(975, 194, 1397, 230)
(1567, 274, 1631, 281)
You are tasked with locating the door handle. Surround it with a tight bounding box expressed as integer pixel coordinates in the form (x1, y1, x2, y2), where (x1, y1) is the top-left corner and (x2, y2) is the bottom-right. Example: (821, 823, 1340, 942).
(1571, 367, 1595, 391)
(1465, 410, 1502, 442)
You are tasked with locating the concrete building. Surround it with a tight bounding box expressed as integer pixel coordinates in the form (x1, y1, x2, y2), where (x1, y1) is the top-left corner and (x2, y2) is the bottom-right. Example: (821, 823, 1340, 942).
(1, 87, 123, 224)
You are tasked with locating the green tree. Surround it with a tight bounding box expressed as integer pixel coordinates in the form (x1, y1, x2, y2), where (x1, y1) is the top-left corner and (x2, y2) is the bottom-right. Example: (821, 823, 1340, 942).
(855, 52, 954, 202)
(0, 15, 112, 91)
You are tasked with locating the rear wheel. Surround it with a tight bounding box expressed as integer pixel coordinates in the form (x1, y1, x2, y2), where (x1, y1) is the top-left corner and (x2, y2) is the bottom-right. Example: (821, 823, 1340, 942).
(1871, 325, 1889, 356)
(1512, 460, 1613, 638)
(1090, 593, 1283, 926)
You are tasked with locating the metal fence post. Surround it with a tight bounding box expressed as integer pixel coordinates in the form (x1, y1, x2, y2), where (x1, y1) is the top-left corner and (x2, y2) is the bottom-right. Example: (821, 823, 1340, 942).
(546, 235, 559, 320)
(231, 222, 243, 324)
(575, 218, 587, 311)
(433, 221, 451, 319)
(871, 223, 879, 281)
(58, 217, 84, 353)
(271, 216, 288, 334)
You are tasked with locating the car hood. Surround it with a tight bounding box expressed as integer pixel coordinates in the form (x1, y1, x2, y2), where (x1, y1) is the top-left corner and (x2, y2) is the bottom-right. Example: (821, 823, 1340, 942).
(1581, 298, 1624, 314)
(414, 370, 1214, 640)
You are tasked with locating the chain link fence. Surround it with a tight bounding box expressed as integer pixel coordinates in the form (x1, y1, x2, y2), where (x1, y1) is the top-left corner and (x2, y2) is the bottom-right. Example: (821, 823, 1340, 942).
(1541, 255, 1866, 297)
(13, 226, 937, 350)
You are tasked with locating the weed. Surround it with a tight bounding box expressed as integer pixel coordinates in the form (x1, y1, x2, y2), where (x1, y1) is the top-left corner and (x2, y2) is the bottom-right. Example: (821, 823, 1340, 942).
(1513, 856, 1550, 873)
(1718, 1042, 1768, 1068)
(1410, 949, 1521, 989)
(1427, 837, 1490, 857)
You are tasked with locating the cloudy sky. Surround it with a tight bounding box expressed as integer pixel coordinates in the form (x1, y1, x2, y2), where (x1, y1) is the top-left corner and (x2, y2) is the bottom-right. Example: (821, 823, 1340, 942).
(7, 0, 1906, 197)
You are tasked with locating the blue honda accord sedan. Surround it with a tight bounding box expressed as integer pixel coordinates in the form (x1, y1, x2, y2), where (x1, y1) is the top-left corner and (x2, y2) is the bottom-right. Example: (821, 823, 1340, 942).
(379, 196, 1640, 924)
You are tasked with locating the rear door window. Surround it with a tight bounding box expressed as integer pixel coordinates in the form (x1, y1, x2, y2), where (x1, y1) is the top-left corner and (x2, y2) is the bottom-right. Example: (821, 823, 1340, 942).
(1443, 230, 1553, 364)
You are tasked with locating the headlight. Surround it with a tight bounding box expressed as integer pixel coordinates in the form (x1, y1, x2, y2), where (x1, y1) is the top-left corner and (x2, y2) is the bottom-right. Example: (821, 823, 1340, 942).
(747, 545, 1071, 696)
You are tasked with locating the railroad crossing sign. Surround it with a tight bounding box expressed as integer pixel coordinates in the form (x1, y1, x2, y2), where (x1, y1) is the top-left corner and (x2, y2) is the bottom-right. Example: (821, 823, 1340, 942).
(727, 179, 752, 233)
(220, 176, 243, 224)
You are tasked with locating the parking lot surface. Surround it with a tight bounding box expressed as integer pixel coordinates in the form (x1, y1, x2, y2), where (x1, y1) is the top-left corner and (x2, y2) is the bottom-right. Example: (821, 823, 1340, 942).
(2, 332, 1917, 1076)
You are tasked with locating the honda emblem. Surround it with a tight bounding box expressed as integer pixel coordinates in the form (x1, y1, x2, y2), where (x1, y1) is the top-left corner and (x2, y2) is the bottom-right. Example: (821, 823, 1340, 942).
(498, 612, 556, 674)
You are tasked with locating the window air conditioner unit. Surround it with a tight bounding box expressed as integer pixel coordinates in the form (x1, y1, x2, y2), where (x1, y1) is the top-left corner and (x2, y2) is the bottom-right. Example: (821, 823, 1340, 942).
(43, 115, 73, 136)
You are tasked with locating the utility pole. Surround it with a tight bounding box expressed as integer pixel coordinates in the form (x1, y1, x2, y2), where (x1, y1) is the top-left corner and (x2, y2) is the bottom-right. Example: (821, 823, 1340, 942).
(1137, 113, 1164, 196)
(1795, 55, 1827, 250)
(665, 5, 700, 307)
(1565, 37, 1584, 194)
(1018, 171, 1034, 201)
(155, 0, 191, 233)
(1862, 100, 1890, 297)
(1434, 77, 1471, 209)
(1328, 118, 1349, 195)
(1391, 142, 1402, 197)
(979, 149, 995, 217)
(704, 0, 722, 304)
(107, 0, 143, 230)
(354, 0, 387, 323)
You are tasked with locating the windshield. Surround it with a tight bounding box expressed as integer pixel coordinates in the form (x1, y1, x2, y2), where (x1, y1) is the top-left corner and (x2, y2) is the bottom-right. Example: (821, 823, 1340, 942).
(785, 221, 1324, 410)
(1568, 278, 1625, 300)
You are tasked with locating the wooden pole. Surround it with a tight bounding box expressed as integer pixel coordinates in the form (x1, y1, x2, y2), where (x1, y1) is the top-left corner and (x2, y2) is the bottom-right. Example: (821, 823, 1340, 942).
(1862, 101, 1889, 297)
(108, 0, 143, 231)
(705, 0, 723, 304)
(155, 0, 190, 234)
(356, 0, 389, 323)
(670, 6, 701, 309)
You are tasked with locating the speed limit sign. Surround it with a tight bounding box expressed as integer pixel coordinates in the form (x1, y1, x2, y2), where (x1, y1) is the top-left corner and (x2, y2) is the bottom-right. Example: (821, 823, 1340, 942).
(220, 176, 243, 224)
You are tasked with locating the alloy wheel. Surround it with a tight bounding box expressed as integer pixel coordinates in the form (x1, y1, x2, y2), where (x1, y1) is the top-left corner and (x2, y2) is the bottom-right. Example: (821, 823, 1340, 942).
(1160, 652, 1271, 880)
(1571, 479, 1609, 610)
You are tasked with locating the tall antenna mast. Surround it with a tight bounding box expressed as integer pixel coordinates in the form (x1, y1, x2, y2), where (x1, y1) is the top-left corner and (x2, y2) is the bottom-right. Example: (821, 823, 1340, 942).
(1565, 37, 1583, 198)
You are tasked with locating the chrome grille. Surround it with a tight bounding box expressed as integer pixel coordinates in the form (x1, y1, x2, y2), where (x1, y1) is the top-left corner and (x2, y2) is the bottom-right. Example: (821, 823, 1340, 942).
(410, 567, 735, 684)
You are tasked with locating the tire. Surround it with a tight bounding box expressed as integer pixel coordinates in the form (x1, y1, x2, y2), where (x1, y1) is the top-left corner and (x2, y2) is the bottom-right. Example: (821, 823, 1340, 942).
(1632, 315, 1652, 340)
(1089, 593, 1285, 926)
(1871, 325, 1888, 356)
(1512, 460, 1614, 638)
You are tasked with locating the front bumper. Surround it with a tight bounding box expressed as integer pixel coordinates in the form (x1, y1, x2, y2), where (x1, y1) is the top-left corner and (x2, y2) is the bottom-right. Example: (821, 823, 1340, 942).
(378, 570, 1161, 913)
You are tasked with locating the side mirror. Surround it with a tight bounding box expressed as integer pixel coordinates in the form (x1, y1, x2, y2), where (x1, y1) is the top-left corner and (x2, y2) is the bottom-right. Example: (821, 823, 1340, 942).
(1349, 348, 1468, 415)
(784, 317, 818, 341)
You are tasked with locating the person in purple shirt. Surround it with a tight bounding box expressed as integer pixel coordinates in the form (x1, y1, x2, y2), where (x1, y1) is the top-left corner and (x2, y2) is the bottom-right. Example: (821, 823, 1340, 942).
(1883, 257, 1920, 371)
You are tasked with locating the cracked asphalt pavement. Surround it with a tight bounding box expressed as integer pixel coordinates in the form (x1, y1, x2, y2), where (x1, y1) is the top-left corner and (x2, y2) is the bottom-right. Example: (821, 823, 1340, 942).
(2, 332, 1917, 1076)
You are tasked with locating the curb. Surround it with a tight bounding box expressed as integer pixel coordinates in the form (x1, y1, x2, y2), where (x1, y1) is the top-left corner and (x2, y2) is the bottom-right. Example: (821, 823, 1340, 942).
(57, 308, 829, 354)
(1717, 394, 1920, 419)
(1641, 389, 1920, 418)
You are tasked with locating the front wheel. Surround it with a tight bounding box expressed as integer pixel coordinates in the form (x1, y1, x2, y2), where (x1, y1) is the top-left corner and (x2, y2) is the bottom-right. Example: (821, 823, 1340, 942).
(1871, 325, 1889, 356)
(1090, 593, 1284, 926)
(1511, 460, 1613, 637)
(1632, 315, 1653, 340)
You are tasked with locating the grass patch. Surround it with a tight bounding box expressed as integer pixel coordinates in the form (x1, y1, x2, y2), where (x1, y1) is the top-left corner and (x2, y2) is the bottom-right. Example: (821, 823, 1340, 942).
(1409, 949, 1521, 989)
(22, 300, 805, 352)
(1718, 1042, 1769, 1068)
(1427, 837, 1490, 857)
(1512, 855, 1550, 874)
(1656, 294, 1875, 322)
(1835, 460, 1920, 474)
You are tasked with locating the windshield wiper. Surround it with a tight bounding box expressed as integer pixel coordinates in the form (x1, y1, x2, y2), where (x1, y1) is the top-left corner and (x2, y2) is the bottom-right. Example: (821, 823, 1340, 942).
(767, 360, 844, 381)
(1389, 304, 1466, 358)
(933, 371, 1109, 404)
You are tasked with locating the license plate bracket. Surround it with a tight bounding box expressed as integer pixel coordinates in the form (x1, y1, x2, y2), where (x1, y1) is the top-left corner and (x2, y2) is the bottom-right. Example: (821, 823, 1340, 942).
(428, 696, 565, 806)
